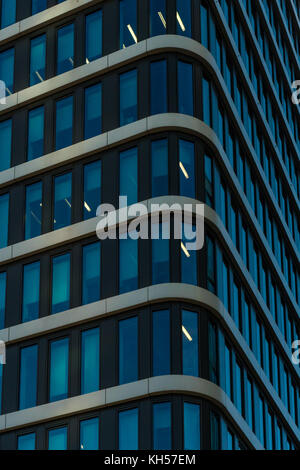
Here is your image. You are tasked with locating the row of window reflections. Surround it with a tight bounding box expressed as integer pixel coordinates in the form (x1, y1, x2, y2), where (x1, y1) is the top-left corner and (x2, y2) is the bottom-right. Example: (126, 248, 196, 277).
(0, 307, 297, 449)
(0, 0, 298, 198)
(15, 400, 245, 451)
(0, 0, 66, 29)
(0, 229, 298, 428)
(1, 55, 298, 257)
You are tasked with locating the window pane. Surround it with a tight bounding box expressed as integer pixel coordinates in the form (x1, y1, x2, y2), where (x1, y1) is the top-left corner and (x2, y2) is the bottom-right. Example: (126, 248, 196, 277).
(120, 147, 138, 207)
(184, 402, 200, 450)
(0, 48, 14, 95)
(82, 242, 100, 305)
(55, 96, 73, 150)
(1, 0, 16, 29)
(153, 402, 171, 450)
(22, 262, 40, 323)
(0, 364, 2, 413)
(181, 224, 197, 285)
(202, 77, 211, 125)
(178, 61, 193, 115)
(150, 0, 166, 36)
(51, 253, 70, 314)
(176, 0, 191, 37)
(200, 2, 208, 48)
(0, 119, 12, 171)
(32, 0, 47, 14)
(151, 139, 168, 197)
(18, 433, 36, 450)
(119, 236, 138, 294)
(53, 172, 72, 230)
(182, 310, 198, 376)
(179, 139, 195, 198)
(57, 24, 74, 75)
(28, 106, 44, 160)
(120, 69, 137, 126)
(86, 10, 102, 62)
(150, 60, 167, 115)
(49, 338, 69, 402)
(208, 322, 217, 383)
(120, 0, 137, 49)
(30, 34, 46, 86)
(48, 427, 67, 450)
(0, 272, 6, 330)
(152, 222, 169, 285)
(210, 411, 220, 449)
(83, 160, 101, 220)
(25, 182, 42, 240)
(19, 345, 38, 410)
(80, 418, 99, 450)
(119, 316, 138, 384)
(119, 408, 138, 450)
(152, 309, 170, 376)
(84, 83, 102, 139)
(0, 193, 9, 249)
(81, 328, 100, 394)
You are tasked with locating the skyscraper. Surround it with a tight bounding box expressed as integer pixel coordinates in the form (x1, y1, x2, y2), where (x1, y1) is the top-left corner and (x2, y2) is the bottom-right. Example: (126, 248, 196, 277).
(0, 0, 299, 451)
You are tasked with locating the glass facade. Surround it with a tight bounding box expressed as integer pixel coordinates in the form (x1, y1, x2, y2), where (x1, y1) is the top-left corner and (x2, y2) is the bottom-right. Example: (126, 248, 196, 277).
(48, 427, 67, 450)
(0, 193, 9, 249)
(83, 160, 101, 220)
(18, 433, 36, 450)
(0, 48, 14, 96)
(25, 182, 42, 240)
(153, 402, 171, 450)
(85, 10, 102, 62)
(120, 0, 137, 49)
(1, 0, 16, 29)
(184, 402, 200, 450)
(19, 345, 38, 410)
(27, 106, 44, 160)
(53, 172, 72, 230)
(57, 24, 74, 75)
(84, 83, 102, 140)
(51, 253, 70, 314)
(82, 242, 100, 305)
(182, 310, 198, 376)
(119, 316, 138, 384)
(55, 96, 73, 150)
(150, 60, 167, 115)
(80, 418, 99, 450)
(119, 408, 138, 450)
(120, 69, 137, 126)
(30, 35, 46, 86)
(150, 0, 166, 36)
(0, 119, 12, 171)
(81, 328, 100, 394)
(152, 309, 170, 376)
(0, 272, 6, 330)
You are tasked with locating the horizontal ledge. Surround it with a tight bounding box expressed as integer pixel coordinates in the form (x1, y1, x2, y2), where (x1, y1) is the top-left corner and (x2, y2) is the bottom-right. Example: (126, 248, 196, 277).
(0, 375, 264, 449)
(0, 0, 98, 45)
(0, 281, 298, 440)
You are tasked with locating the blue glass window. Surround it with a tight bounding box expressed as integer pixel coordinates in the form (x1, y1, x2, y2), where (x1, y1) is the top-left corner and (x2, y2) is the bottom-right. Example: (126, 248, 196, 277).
(48, 427, 67, 450)
(32, 0, 47, 14)
(19, 345, 38, 410)
(150, 0, 166, 36)
(120, 147, 138, 207)
(51, 253, 70, 314)
(200, 2, 208, 48)
(0, 193, 9, 249)
(208, 322, 217, 383)
(119, 316, 138, 384)
(84, 83, 102, 139)
(82, 242, 100, 305)
(150, 60, 167, 115)
(55, 96, 73, 150)
(30, 35, 46, 85)
(1, 0, 16, 29)
(22, 262, 40, 323)
(153, 402, 171, 450)
(0, 119, 12, 171)
(28, 106, 44, 160)
(120, 69, 137, 126)
(57, 24, 74, 75)
(119, 236, 138, 294)
(152, 309, 170, 376)
(182, 310, 198, 376)
(86, 10, 102, 62)
(232, 281, 239, 328)
(225, 344, 232, 399)
(0, 48, 14, 95)
(152, 222, 169, 285)
(0, 364, 2, 413)
(181, 224, 197, 286)
(120, 0, 137, 49)
(83, 160, 101, 220)
(245, 375, 253, 430)
(49, 338, 69, 402)
(202, 77, 211, 125)
(151, 139, 168, 197)
(179, 139, 195, 198)
(0, 272, 6, 330)
(221, 259, 229, 311)
(235, 361, 242, 414)
(53, 172, 72, 230)
(176, 0, 191, 37)
(184, 402, 200, 450)
(178, 61, 193, 115)
(80, 418, 99, 450)
(119, 408, 138, 450)
(25, 182, 42, 240)
(81, 328, 100, 394)
(210, 411, 220, 449)
(18, 433, 36, 450)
